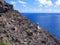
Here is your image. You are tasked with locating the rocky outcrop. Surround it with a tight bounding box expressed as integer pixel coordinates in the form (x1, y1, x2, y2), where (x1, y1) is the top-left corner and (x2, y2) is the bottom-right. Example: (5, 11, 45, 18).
(0, 0, 60, 45)
(0, 0, 13, 13)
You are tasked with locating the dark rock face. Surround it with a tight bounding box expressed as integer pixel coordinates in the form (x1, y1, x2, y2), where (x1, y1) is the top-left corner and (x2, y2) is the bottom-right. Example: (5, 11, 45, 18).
(0, 0, 60, 45)
(0, 0, 13, 13)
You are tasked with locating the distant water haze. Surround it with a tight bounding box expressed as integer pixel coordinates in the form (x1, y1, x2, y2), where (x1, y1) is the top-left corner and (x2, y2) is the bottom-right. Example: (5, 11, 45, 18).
(22, 13, 60, 40)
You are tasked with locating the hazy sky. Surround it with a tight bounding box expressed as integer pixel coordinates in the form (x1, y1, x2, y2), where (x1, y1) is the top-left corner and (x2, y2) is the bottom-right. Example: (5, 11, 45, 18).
(5, 0, 60, 13)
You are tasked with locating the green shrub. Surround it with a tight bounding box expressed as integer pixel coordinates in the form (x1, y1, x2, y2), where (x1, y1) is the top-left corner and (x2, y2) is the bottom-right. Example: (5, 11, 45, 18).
(0, 27, 12, 45)
(0, 39, 12, 45)
(0, 40, 6, 45)
(5, 12, 12, 18)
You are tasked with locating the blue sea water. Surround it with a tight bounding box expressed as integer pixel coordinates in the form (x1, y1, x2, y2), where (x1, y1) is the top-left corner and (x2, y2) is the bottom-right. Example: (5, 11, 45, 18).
(22, 13, 60, 40)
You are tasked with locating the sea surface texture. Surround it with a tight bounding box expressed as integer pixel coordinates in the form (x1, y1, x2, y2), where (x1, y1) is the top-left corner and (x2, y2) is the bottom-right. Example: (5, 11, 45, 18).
(22, 13, 60, 40)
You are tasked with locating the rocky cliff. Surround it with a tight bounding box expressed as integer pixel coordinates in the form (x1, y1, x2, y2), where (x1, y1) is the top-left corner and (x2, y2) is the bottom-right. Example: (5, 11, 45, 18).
(0, 0, 60, 45)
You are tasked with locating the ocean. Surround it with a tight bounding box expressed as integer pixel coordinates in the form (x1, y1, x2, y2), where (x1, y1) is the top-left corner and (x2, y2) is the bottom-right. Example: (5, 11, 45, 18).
(22, 13, 60, 40)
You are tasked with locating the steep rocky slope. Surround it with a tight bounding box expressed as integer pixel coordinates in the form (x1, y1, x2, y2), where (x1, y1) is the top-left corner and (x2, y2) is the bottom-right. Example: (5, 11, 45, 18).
(0, 0, 60, 45)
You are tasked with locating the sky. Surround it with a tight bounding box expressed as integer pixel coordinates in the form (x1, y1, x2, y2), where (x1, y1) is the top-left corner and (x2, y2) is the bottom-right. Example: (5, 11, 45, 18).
(5, 0, 60, 13)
